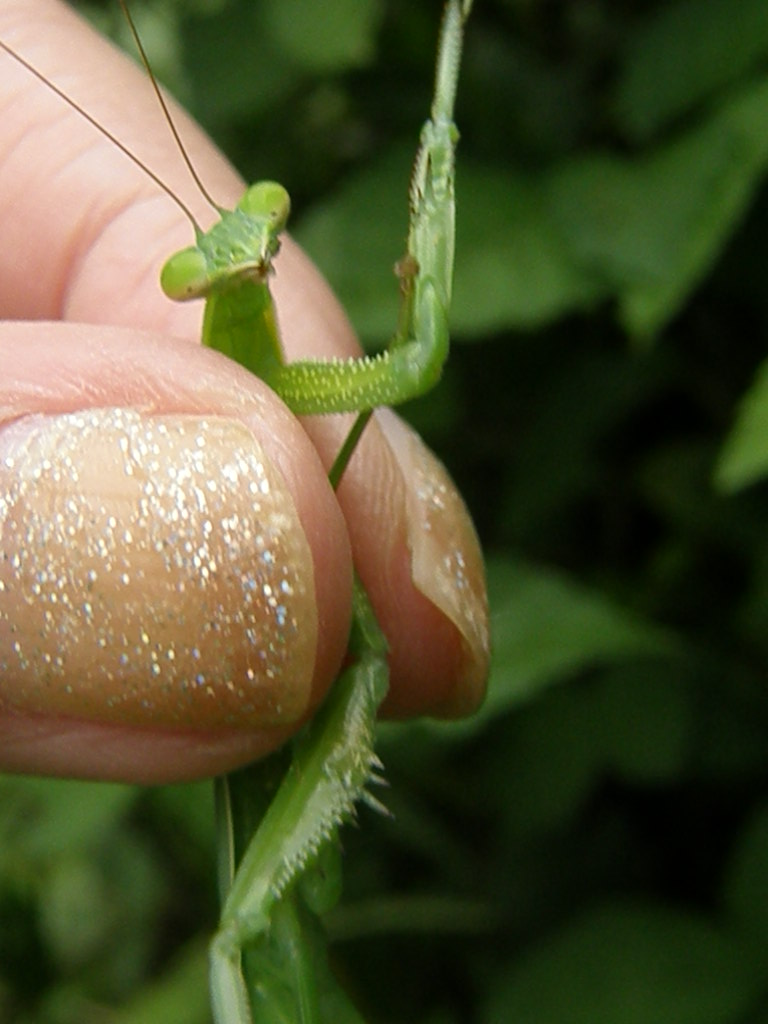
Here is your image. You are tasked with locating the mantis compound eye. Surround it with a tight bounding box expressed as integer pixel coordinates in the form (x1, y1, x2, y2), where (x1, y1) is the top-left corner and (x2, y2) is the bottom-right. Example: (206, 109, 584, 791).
(238, 181, 291, 232)
(160, 245, 211, 300)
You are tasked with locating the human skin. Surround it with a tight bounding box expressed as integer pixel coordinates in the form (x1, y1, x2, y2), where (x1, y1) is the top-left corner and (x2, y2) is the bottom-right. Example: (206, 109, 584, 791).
(0, 0, 489, 783)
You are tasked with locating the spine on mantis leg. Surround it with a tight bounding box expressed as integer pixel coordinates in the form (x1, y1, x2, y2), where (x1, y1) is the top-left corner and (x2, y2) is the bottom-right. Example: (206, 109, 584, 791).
(220, 584, 387, 931)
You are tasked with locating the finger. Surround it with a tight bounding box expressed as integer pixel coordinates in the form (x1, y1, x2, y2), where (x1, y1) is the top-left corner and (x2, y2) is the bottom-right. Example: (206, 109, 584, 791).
(0, 323, 352, 782)
(0, 0, 489, 717)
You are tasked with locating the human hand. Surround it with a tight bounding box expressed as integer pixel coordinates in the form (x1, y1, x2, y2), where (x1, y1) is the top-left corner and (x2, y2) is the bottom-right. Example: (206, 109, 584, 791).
(0, 0, 489, 783)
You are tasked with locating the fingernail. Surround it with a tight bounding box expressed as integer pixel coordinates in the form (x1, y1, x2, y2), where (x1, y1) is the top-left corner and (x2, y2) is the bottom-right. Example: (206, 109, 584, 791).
(0, 408, 317, 729)
(380, 412, 490, 716)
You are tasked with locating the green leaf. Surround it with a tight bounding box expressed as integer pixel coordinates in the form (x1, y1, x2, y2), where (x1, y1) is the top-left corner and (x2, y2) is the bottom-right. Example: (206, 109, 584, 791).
(181, 0, 299, 123)
(484, 684, 604, 836)
(181, 0, 380, 123)
(593, 664, 692, 784)
(35, 831, 163, 993)
(295, 154, 604, 343)
(117, 940, 210, 1024)
(547, 74, 768, 339)
(723, 803, 768, 956)
(262, 0, 384, 74)
(38, 857, 116, 969)
(714, 356, 768, 491)
(300, 73, 768, 345)
(614, 0, 768, 142)
(451, 166, 604, 335)
(294, 148, 411, 344)
(0, 777, 136, 862)
(443, 558, 677, 737)
(487, 903, 760, 1024)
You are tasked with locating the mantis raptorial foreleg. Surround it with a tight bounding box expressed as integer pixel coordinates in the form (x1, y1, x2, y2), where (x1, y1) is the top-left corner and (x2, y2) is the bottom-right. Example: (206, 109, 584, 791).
(209, 580, 387, 1022)
(161, 0, 470, 416)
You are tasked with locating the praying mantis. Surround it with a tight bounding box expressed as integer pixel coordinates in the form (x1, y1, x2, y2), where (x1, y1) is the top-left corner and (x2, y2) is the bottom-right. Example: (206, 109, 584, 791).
(195, 5, 472, 1018)
(1, 1, 477, 1020)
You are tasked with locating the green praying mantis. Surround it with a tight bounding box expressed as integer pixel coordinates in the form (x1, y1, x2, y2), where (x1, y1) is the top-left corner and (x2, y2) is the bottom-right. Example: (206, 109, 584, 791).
(2, 1, 474, 1020)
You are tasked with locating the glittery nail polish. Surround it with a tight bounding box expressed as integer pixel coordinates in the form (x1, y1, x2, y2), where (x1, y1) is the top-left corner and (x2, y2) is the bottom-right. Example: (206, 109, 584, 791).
(381, 412, 490, 716)
(0, 408, 317, 729)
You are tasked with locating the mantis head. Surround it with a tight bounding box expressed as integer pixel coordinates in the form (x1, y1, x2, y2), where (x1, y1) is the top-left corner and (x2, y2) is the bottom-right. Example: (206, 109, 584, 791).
(160, 181, 291, 301)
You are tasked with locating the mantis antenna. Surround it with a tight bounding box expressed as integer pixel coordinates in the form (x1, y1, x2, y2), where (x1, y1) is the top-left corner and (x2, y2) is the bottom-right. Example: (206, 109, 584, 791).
(117, 0, 222, 215)
(0, 24, 202, 230)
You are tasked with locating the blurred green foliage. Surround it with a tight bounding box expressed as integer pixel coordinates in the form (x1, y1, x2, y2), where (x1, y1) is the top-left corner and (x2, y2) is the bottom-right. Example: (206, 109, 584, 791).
(5, 0, 768, 1020)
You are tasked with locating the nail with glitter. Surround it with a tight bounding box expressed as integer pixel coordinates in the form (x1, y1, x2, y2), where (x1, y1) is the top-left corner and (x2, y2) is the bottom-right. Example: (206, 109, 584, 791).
(0, 409, 317, 729)
(380, 412, 489, 716)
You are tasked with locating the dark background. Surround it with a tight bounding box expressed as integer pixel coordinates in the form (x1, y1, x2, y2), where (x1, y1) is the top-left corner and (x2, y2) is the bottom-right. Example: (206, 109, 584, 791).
(4, 1, 768, 1020)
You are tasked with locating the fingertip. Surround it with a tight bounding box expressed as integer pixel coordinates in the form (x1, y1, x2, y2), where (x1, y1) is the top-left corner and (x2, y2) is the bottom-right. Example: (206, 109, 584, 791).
(326, 410, 489, 721)
(380, 412, 489, 718)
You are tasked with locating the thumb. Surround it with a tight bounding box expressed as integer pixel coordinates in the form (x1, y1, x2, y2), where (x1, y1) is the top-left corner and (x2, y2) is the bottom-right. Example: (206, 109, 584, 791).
(0, 323, 352, 783)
